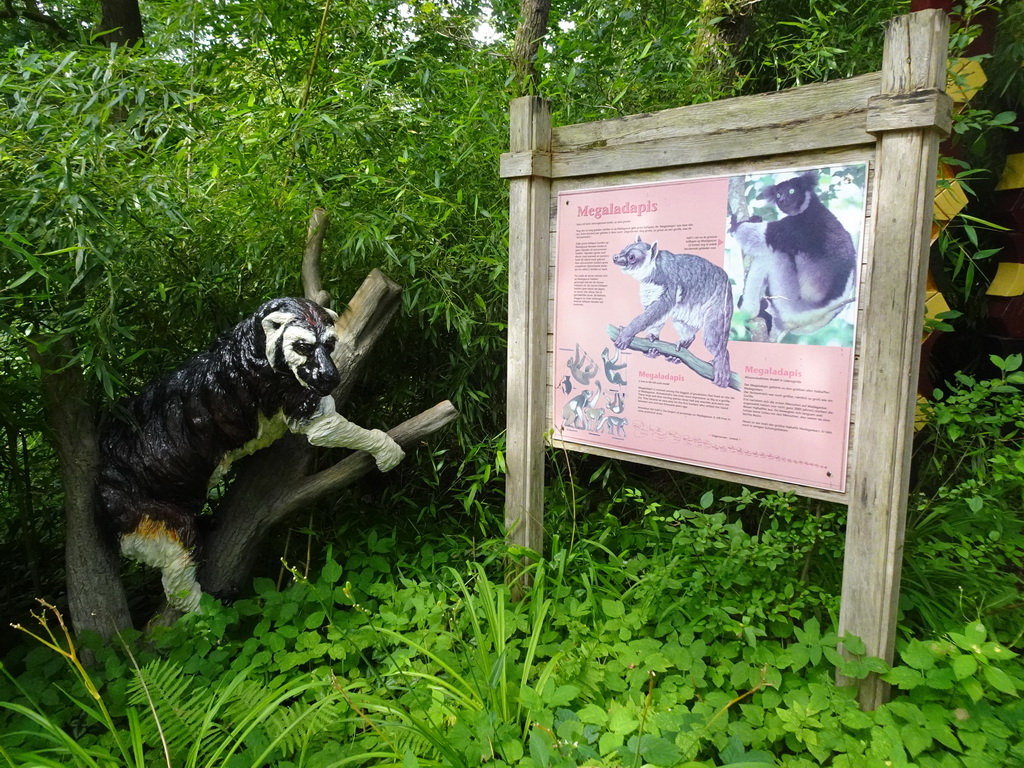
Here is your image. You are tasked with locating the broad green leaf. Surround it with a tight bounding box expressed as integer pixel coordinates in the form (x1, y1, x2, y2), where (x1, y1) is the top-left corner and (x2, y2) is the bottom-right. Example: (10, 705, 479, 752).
(577, 703, 607, 725)
(602, 599, 625, 618)
(501, 739, 524, 763)
(900, 723, 933, 757)
(607, 703, 639, 734)
(546, 684, 579, 707)
(952, 654, 977, 680)
(900, 640, 937, 670)
(950, 622, 986, 652)
(320, 559, 343, 585)
(983, 665, 1018, 695)
(884, 666, 925, 689)
(598, 730, 623, 756)
(842, 634, 866, 656)
(529, 727, 552, 767)
(639, 734, 682, 765)
(963, 676, 985, 703)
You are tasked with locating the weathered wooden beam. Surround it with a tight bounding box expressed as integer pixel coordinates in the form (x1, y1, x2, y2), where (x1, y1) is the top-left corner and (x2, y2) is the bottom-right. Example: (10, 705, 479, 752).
(866, 89, 953, 135)
(505, 96, 552, 577)
(546, 74, 881, 177)
(500, 150, 552, 179)
(839, 8, 949, 710)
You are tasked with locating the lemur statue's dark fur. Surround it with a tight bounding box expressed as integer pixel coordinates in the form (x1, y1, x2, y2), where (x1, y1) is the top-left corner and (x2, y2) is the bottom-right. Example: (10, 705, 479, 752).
(97, 297, 404, 613)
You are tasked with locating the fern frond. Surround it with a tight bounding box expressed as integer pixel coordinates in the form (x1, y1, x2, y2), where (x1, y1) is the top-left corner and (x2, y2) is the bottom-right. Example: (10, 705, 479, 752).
(262, 698, 349, 755)
(126, 659, 208, 763)
(125, 658, 345, 765)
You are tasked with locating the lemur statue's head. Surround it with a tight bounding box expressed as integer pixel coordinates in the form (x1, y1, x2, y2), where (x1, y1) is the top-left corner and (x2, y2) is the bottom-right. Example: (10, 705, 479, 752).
(259, 297, 341, 396)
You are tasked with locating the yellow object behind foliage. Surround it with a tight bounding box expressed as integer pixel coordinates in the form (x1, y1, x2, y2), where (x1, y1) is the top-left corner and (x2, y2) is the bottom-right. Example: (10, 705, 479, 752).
(987, 262, 1024, 297)
(995, 153, 1024, 192)
(947, 58, 988, 104)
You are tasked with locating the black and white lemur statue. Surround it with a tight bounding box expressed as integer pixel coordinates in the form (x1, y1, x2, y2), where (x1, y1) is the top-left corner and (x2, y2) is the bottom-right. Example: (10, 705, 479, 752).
(97, 297, 405, 613)
(731, 171, 857, 340)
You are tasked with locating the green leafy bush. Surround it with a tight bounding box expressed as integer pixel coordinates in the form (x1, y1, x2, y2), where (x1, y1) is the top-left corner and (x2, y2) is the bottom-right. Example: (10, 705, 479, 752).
(907, 355, 1024, 637)
(3, 486, 1022, 766)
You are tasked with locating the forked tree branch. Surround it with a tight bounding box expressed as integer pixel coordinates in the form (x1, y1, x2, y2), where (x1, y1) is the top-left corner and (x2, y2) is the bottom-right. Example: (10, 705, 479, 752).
(198, 400, 458, 599)
(198, 211, 459, 599)
(281, 400, 459, 512)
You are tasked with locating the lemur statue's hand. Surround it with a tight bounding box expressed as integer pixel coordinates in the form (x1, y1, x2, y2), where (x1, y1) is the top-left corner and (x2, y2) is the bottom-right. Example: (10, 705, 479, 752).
(368, 430, 405, 472)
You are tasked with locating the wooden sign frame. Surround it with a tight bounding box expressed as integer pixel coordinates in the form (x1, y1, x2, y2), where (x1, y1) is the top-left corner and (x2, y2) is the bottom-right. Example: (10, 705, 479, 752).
(501, 10, 951, 708)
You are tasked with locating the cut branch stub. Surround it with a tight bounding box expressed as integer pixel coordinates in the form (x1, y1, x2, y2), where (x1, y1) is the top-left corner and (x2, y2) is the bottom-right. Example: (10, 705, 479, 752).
(332, 268, 403, 407)
(302, 207, 332, 307)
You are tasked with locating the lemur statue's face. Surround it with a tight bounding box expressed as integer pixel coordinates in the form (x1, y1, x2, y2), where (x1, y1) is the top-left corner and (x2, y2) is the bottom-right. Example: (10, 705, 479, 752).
(260, 298, 341, 396)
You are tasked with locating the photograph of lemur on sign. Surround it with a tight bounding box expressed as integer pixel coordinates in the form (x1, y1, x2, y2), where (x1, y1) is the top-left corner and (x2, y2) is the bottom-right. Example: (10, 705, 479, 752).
(552, 163, 867, 491)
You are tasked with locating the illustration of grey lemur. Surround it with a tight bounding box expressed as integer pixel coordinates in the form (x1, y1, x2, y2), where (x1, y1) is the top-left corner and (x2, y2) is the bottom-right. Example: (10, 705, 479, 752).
(612, 235, 734, 389)
(605, 416, 628, 437)
(731, 171, 857, 339)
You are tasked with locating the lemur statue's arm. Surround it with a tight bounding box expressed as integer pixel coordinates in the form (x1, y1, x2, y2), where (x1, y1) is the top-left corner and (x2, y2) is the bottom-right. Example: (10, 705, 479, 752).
(291, 395, 404, 471)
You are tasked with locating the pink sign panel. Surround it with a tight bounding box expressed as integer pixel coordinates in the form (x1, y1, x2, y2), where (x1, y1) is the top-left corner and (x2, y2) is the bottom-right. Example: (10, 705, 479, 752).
(552, 164, 867, 491)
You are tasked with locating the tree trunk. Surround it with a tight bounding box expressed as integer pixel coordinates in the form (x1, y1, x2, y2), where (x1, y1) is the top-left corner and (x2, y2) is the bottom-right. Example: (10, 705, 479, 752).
(96, 0, 143, 47)
(511, 0, 552, 97)
(29, 337, 133, 639)
(692, 0, 756, 93)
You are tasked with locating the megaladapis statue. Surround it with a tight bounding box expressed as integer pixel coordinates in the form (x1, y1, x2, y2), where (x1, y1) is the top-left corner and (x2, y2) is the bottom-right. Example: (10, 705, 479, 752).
(96, 296, 406, 613)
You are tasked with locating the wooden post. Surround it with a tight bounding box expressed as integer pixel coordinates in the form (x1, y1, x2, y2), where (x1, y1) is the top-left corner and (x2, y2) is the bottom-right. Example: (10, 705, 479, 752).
(839, 9, 950, 709)
(504, 96, 552, 577)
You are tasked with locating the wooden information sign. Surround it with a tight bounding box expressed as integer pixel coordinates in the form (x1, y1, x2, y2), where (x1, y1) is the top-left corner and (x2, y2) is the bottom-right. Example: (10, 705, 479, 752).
(501, 10, 951, 708)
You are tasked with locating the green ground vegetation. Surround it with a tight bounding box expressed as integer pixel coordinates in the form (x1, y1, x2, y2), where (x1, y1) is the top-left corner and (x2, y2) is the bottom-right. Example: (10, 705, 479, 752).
(2, 357, 1024, 765)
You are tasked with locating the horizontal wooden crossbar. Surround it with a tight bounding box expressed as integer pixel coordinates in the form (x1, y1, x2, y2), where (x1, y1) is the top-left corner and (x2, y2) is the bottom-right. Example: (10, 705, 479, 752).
(501, 73, 952, 180)
(866, 89, 953, 135)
